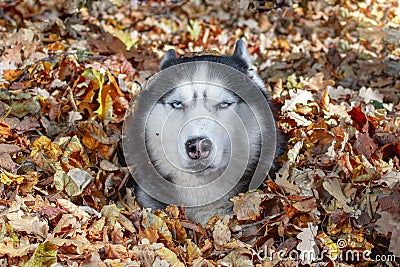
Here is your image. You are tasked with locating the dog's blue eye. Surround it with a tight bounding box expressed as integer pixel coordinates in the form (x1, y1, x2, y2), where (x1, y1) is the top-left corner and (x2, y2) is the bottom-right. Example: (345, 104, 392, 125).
(170, 101, 183, 109)
(218, 102, 233, 109)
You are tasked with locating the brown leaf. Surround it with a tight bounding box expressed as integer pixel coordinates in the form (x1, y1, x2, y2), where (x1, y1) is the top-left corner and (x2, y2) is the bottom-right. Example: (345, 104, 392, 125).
(156, 247, 185, 267)
(16, 116, 40, 132)
(327, 48, 342, 67)
(0, 152, 19, 171)
(30, 136, 62, 171)
(167, 219, 187, 243)
(231, 191, 265, 221)
(212, 220, 231, 246)
(186, 239, 201, 262)
(19, 172, 39, 194)
(0, 144, 21, 153)
(60, 136, 90, 171)
(104, 244, 130, 260)
(378, 191, 400, 213)
(353, 133, 378, 159)
(138, 226, 159, 244)
(219, 248, 253, 267)
(133, 244, 156, 266)
(289, 195, 317, 213)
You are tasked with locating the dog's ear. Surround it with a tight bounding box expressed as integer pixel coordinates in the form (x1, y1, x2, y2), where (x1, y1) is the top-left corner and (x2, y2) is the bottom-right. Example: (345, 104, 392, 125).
(233, 40, 252, 68)
(160, 49, 177, 69)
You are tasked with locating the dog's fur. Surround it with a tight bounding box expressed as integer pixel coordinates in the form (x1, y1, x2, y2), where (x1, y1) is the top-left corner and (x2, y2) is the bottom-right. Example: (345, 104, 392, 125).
(134, 40, 282, 224)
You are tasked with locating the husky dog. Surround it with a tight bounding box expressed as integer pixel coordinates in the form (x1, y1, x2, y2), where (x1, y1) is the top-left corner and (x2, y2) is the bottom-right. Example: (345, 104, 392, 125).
(130, 40, 281, 224)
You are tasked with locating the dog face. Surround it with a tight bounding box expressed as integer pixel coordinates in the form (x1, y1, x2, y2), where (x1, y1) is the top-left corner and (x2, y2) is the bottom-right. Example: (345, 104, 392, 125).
(145, 81, 248, 179)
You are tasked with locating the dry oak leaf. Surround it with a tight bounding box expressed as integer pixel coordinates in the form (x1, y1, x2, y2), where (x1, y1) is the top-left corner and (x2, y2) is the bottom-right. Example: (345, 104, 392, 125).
(6, 210, 49, 238)
(186, 239, 201, 262)
(322, 178, 355, 213)
(275, 161, 301, 195)
(30, 135, 62, 171)
(132, 243, 156, 266)
(104, 244, 130, 260)
(218, 248, 253, 267)
(0, 169, 24, 185)
(0, 239, 37, 257)
(303, 72, 335, 91)
(192, 257, 214, 267)
(231, 191, 266, 221)
(52, 214, 80, 238)
(375, 210, 400, 257)
(56, 198, 91, 224)
(156, 247, 185, 267)
(166, 218, 187, 243)
(48, 237, 96, 255)
(352, 133, 378, 159)
(213, 219, 231, 246)
(289, 195, 317, 213)
(60, 135, 90, 171)
(296, 223, 319, 265)
(144, 212, 174, 244)
(377, 170, 400, 189)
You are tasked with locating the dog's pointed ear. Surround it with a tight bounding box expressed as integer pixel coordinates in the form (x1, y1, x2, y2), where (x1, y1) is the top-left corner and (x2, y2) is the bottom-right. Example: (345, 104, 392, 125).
(233, 40, 252, 68)
(160, 49, 177, 69)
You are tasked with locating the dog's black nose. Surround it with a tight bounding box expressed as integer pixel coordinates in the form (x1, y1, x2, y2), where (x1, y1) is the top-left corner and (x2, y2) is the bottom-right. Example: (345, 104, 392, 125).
(185, 138, 212, 160)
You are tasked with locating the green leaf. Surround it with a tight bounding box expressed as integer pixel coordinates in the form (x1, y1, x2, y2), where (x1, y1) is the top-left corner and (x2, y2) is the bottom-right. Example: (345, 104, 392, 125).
(22, 241, 57, 267)
(188, 20, 202, 41)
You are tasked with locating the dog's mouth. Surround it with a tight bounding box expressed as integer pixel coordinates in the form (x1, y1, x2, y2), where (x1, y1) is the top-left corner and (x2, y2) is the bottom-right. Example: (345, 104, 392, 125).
(186, 160, 214, 171)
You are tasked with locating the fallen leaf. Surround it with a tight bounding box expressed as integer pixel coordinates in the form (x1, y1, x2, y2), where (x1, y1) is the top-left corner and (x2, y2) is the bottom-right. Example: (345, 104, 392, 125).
(377, 170, 400, 189)
(322, 178, 354, 213)
(186, 239, 201, 262)
(219, 248, 253, 267)
(359, 87, 384, 103)
(231, 191, 265, 221)
(296, 223, 319, 265)
(6, 210, 49, 238)
(0, 144, 21, 153)
(23, 241, 58, 267)
(282, 90, 315, 113)
(0, 152, 19, 171)
(156, 247, 185, 267)
(275, 161, 300, 195)
(212, 220, 231, 246)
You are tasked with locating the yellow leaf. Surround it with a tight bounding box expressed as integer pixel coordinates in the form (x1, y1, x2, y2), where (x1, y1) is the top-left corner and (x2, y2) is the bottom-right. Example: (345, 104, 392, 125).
(157, 247, 185, 267)
(317, 232, 340, 260)
(186, 239, 201, 262)
(30, 136, 62, 159)
(22, 241, 58, 267)
(103, 24, 134, 50)
(0, 170, 24, 185)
